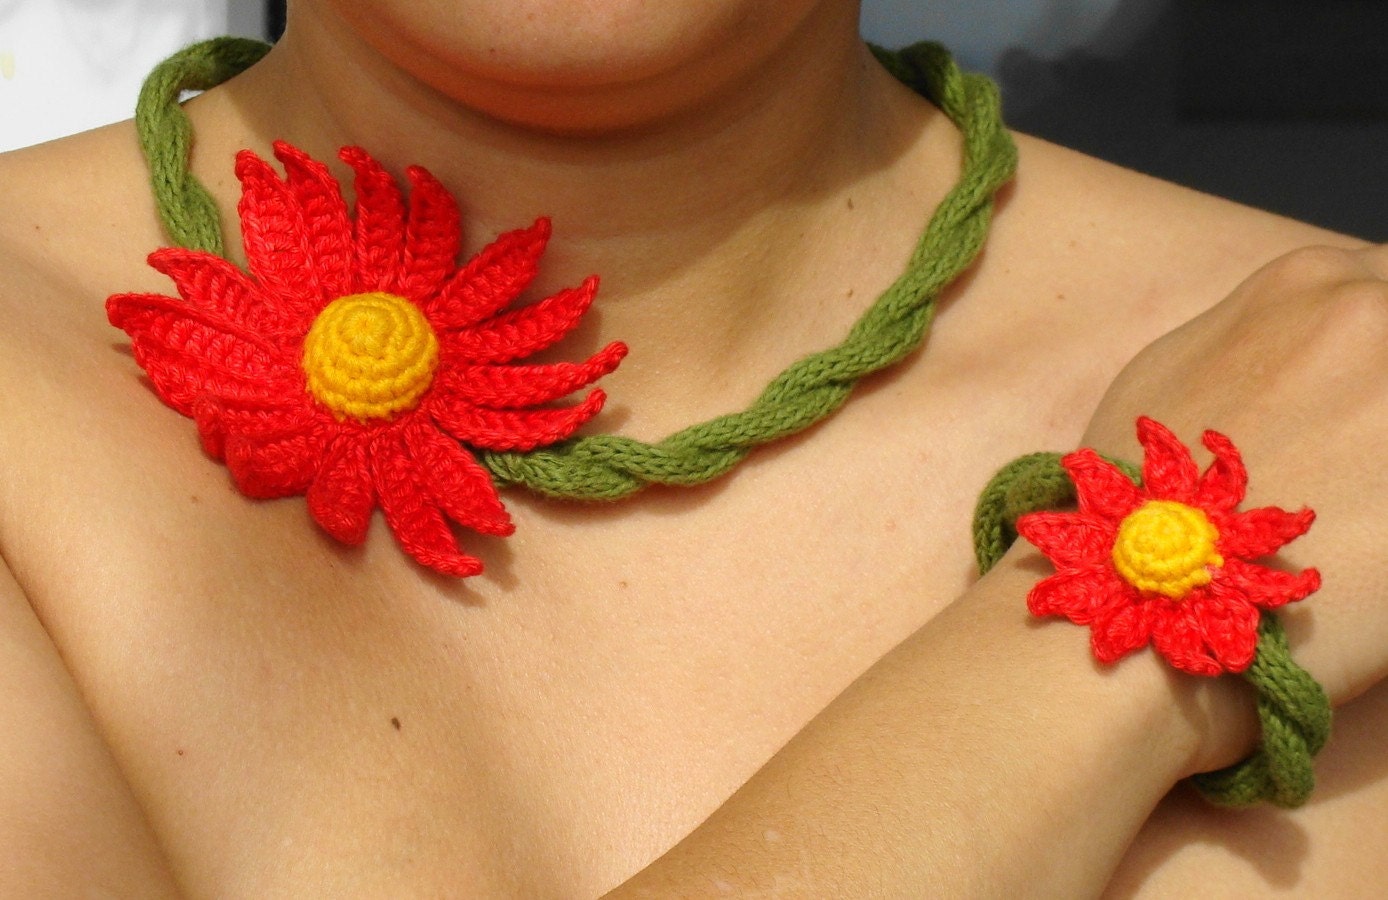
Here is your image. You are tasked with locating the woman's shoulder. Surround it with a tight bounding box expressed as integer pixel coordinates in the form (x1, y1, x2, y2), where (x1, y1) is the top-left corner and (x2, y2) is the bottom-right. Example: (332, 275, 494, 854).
(926, 128, 1368, 402)
(0, 121, 174, 368)
(1002, 131, 1364, 304)
(0, 122, 179, 494)
(0, 120, 169, 289)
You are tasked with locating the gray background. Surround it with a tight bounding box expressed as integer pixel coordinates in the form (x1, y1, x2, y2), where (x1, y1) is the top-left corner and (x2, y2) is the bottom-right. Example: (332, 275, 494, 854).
(865, 0, 1388, 239)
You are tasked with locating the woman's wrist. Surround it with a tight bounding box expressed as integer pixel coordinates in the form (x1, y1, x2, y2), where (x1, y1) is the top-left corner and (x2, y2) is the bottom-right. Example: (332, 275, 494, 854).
(967, 546, 1259, 784)
(974, 415, 1332, 804)
(1165, 643, 1262, 778)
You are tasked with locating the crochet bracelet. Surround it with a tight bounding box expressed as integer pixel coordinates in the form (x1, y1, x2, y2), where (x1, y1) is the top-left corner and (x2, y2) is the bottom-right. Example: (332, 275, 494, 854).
(972, 417, 1331, 808)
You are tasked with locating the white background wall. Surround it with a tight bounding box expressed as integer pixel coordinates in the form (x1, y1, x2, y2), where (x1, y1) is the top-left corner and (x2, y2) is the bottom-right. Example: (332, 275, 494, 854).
(0, 0, 254, 152)
(1, 1, 1137, 153)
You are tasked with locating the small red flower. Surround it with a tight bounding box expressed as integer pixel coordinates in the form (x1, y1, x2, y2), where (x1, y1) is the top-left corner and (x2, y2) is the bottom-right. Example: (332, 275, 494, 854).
(108, 141, 626, 577)
(1017, 417, 1319, 675)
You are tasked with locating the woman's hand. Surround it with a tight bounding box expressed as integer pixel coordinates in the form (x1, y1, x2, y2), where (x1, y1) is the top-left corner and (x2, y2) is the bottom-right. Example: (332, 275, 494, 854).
(1080, 244, 1388, 712)
(613, 246, 1388, 900)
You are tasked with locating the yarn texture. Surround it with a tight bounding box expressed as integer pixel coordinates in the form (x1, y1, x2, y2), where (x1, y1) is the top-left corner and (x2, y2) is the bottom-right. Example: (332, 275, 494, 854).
(108, 141, 626, 576)
(1018, 416, 1320, 676)
(975, 419, 1332, 807)
(301, 291, 442, 422)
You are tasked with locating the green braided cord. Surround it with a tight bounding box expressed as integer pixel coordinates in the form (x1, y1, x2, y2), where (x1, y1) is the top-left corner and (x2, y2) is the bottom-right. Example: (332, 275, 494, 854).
(481, 42, 1018, 498)
(974, 452, 1332, 808)
(1188, 615, 1331, 808)
(136, 37, 271, 256)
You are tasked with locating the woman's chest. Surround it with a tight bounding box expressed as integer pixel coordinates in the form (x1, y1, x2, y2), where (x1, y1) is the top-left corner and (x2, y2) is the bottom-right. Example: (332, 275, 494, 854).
(1, 314, 1119, 896)
(0, 227, 1169, 894)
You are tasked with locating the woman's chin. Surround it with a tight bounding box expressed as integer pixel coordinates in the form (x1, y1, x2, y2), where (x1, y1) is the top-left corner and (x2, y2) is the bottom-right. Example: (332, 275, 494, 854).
(301, 0, 829, 130)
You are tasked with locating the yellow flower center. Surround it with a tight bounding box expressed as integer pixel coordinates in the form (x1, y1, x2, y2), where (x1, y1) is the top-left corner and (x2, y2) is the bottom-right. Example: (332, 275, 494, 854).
(1111, 500, 1223, 599)
(301, 292, 439, 422)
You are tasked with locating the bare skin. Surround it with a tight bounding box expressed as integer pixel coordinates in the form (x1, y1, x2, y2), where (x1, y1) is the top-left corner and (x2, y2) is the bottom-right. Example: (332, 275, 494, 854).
(1, 1, 1386, 895)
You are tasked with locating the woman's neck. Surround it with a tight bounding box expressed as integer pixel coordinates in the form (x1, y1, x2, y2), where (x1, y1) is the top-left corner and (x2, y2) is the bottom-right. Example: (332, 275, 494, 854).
(186, 5, 957, 433)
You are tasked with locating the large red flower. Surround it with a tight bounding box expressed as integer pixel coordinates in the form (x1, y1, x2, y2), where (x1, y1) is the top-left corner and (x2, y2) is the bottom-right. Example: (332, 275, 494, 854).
(108, 141, 625, 577)
(1016, 417, 1319, 675)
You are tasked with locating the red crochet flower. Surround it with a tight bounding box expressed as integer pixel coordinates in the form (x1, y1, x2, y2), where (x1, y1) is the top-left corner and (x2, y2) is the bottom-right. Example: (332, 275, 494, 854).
(108, 141, 626, 577)
(1016, 417, 1319, 676)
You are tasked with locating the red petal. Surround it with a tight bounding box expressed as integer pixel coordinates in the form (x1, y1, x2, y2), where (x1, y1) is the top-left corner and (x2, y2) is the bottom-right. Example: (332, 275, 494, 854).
(340, 146, 406, 293)
(1216, 557, 1321, 610)
(1218, 505, 1316, 559)
(308, 436, 376, 544)
(1150, 604, 1224, 676)
(234, 150, 324, 318)
(370, 431, 484, 577)
(192, 389, 311, 460)
(399, 165, 462, 301)
(432, 388, 606, 451)
(1193, 428, 1248, 513)
(1026, 563, 1127, 623)
(402, 422, 513, 536)
(146, 248, 297, 339)
(273, 141, 354, 300)
(1063, 448, 1142, 522)
(222, 412, 332, 499)
(1187, 590, 1261, 673)
(435, 341, 627, 408)
(201, 392, 321, 442)
(1016, 510, 1115, 569)
(107, 292, 292, 415)
(427, 218, 550, 329)
(1137, 417, 1197, 502)
(107, 291, 280, 356)
(191, 398, 229, 459)
(136, 347, 286, 421)
(1090, 599, 1158, 664)
(447, 277, 599, 365)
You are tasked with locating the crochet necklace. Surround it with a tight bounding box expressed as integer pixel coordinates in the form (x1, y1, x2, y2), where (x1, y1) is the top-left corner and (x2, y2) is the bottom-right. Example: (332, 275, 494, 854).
(114, 37, 1017, 576)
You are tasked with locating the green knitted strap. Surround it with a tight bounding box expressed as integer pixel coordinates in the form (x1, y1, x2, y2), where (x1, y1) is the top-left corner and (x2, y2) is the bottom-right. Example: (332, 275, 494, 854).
(136, 37, 271, 256)
(1188, 614, 1331, 808)
(134, 39, 1017, 500)
(974, 452, 1331, 808)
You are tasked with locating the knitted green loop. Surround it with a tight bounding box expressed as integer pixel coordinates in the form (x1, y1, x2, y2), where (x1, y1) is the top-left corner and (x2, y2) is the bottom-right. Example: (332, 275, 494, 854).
(973, 452, 1331, 808)
(136, 37, 271, 256)
(1188, 614, 1331, 807)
